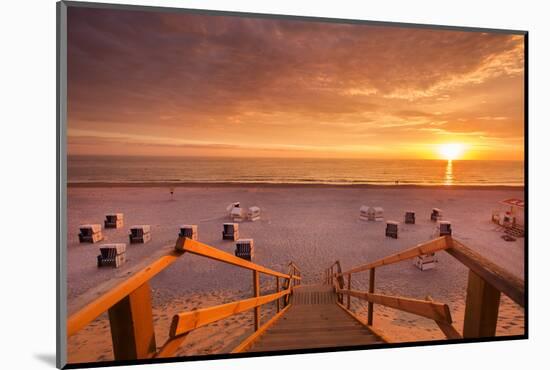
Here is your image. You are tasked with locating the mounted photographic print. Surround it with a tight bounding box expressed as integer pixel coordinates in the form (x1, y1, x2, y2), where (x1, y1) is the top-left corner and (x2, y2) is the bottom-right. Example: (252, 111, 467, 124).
(57, 1, 527, 368)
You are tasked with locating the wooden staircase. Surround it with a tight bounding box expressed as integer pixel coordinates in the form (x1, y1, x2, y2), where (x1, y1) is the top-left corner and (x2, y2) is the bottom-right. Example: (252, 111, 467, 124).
(66, 236, 525, 363)
(247, 284, 384, 352)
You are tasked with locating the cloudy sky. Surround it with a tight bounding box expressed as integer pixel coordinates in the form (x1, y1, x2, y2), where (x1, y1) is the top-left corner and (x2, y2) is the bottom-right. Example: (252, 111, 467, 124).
(67, 7, 525, 160)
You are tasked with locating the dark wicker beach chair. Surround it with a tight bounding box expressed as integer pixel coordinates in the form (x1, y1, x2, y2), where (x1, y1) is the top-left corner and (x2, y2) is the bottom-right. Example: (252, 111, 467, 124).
(104, 213, 124, 229)
(235, 239, 254, 261)
(405, 211, 415, 224)
(78, 224, 103, 243)
(179, 225, 198, 240)
(129, 225, 151, 244)
(385, 221, 399, 239)
(97, 244, 126, 268)
(223, 223, 239, 241)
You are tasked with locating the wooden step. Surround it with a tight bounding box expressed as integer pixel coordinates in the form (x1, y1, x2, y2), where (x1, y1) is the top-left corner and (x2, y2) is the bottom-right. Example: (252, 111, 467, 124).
(268, 326, 367, 334)
(258, 332, 378, 344)
(246, 284, 384, 353)
(250, 335, 382, 352)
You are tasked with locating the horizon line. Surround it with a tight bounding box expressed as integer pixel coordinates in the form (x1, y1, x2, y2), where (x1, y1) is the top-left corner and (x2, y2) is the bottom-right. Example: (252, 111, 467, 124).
(66, 154, 524, 162)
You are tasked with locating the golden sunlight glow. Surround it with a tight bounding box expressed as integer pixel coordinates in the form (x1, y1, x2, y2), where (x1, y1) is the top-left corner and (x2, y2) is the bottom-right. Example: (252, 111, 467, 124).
(438, 143, 465, 160)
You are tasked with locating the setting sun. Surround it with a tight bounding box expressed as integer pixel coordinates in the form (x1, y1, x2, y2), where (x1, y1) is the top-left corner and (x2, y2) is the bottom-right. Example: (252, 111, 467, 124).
(438, 143, 465, 160)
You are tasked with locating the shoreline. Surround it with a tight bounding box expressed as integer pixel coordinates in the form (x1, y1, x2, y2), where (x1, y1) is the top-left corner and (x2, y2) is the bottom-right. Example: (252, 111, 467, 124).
(67, 182, 525, 190)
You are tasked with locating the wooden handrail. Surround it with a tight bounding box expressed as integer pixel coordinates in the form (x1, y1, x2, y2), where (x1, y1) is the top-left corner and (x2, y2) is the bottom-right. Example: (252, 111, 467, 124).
(169, 288, 292, 338)
(336, 289, 452, 324)
(447, 238, 524, 307)
(177, 237, 300, 280)
(157, 288, 293, 358)
(338, 236, 450, 276)
(336, 287, 461, 339)
(327, 236, 525, 341)
(67, 245, 184, 337)
(68, 236, 301, 361)
(288, 261, 302, 274)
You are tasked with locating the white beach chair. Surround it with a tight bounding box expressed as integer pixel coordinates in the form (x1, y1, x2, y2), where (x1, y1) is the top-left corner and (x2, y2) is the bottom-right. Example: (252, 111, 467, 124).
(226, 202, 241, 214)
(359, 205, 369, 221)
(368, 207, 384, 221)
(414, 253, 438, 271)
(230, 207, 245, 222)
(247, 206, 261, 221)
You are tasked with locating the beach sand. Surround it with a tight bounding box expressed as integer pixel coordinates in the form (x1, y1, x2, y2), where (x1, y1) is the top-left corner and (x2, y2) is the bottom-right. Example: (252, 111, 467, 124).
(66, 185, 525, 363)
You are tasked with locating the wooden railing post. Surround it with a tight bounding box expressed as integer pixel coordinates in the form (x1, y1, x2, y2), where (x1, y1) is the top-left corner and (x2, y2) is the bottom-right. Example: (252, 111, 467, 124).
(253, 270, 260, 331)
(335, 262, 345, 304)
(276, 276, 280, 313)
(347, 274, 351, 309)
(463, 269, 501, 338)
(107, 282, 157, 360)
(368, 268, 375, 325)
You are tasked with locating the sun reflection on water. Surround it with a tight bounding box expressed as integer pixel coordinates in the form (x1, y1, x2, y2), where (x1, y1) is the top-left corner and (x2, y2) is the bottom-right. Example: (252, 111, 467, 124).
(445, 160, 453, 185)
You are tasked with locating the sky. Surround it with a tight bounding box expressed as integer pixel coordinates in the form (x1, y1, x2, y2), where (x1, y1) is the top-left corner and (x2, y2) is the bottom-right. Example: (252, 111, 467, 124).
(67, 7, 525, 160)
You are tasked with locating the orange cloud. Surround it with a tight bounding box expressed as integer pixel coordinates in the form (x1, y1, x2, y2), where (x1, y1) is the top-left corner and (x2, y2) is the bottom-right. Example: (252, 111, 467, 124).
(67, 8, 525, 160)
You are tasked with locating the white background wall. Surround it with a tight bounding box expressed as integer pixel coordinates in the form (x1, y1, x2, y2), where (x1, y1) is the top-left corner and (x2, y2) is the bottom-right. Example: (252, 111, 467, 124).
(1, 0, 547, 368)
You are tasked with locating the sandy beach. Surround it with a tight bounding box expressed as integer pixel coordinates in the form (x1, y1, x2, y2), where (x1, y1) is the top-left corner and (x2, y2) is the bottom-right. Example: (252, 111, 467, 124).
(67, 185, 525, 363)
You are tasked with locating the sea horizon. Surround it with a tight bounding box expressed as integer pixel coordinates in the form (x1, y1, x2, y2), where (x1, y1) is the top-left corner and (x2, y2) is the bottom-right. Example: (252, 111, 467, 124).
(68, 155, 525, 187)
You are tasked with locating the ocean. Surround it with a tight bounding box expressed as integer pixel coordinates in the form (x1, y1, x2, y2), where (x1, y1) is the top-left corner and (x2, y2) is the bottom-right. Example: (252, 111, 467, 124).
(67, 156, 524, 186)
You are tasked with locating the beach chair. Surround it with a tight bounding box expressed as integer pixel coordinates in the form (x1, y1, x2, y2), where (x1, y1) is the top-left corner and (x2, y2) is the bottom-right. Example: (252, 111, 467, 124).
(78, 224, 103, 243)
(247, 206, 261, 221)
(230, 207, 245, 222)
(414, 253, 438, 271)
(235, 239, 254, 261)
(97, 243, 126, 268)
(368, 207, 384, 221)
(385, 221, 399, 239)
(179, 225, 198, 240)
(438, 221, 452, 236)
(502, 213, 515, 228)
(359, 206, 369, 221)
(431, 208, 443, 222)
(226, 202, 240, 214)
(223, 223, 239, 240)
(129, 225, 151, 244)
(104, 213, 124, 229)
(404, 211, 415, 224)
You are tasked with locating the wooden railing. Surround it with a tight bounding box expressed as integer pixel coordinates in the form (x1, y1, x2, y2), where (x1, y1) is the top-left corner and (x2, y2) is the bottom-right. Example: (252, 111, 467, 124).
(326, 236, 524, 340)
(67, 236, 301, 361)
